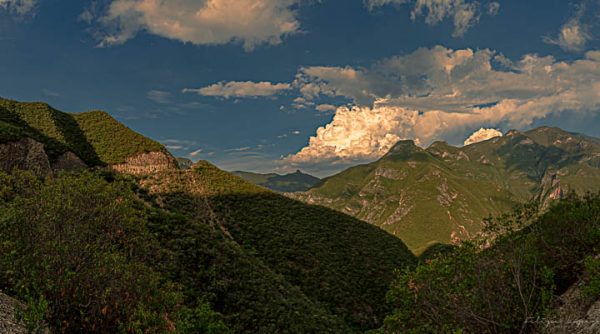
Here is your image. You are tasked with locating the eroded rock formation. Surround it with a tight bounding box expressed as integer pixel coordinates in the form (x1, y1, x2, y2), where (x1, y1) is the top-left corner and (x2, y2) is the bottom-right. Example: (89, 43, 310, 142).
(0, 138, 51, 176)
(110, 151, 178, 175)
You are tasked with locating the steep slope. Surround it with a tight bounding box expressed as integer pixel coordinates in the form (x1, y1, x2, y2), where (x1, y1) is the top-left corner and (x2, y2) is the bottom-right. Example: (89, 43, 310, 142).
(232, 169, 320, 192)
(142, 161, 417, 331)
(292, 127, 600, 254)
(0, 97, 175, 173)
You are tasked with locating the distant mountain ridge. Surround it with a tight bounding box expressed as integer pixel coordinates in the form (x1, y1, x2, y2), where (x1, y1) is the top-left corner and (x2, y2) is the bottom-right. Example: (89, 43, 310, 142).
(290, 126, 600, 254)
(232, 169, 320, 192)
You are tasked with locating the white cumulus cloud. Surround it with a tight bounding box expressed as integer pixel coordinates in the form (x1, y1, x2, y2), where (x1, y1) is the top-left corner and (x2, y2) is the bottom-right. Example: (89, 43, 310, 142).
(184, 81, 291, 99)
(463, 128, 503, 146)
(93, 0, 301, 50)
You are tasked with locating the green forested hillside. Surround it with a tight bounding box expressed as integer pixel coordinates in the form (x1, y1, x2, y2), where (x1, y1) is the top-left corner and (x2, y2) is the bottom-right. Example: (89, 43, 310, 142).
(293, 127, 600, 253)
(0, 98, 165, 165)
(143, 161, 417, 331)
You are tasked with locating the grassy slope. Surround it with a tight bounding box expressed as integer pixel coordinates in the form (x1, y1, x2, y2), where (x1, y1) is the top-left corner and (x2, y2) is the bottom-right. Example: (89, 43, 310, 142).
(143, 161, 417, 331)
(73, 111, 164, 164)
(298, 128, 600, 254)
(0, 98, 165, 165)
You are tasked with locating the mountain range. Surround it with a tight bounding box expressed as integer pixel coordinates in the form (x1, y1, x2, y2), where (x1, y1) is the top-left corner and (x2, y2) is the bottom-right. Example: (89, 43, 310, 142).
(232, 170, 320, 192)
(291, 127, 600, 253)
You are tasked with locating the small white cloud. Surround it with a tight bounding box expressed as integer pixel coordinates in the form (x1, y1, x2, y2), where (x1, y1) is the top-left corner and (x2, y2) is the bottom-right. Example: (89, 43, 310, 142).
(147, 90, 172, 104)
(544, 1, 599, 53)
(545, 19, 590, 52)
(184, 81, 290, 99)
(316, 104, 337, 112)
(487, 2, 500, 16)
(189, 148, 203, 158)
(42, 88, 60, 97)
(291, 130, 301, 135)
(225, 146, 252, 152)
(463, 128, 503, 146)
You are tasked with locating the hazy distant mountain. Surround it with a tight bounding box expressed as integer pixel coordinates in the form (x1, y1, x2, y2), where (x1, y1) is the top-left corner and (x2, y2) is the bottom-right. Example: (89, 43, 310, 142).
(232, 169, 320, 192)
(290, 127, 600, 254)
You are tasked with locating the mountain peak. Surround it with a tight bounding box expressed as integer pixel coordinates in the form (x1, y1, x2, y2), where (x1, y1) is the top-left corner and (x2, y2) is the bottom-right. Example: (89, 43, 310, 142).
(383, 139, 422, 158)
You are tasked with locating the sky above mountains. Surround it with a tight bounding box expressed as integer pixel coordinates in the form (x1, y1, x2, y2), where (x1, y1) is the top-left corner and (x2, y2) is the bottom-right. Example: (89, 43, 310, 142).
(1, 0, 600, 176)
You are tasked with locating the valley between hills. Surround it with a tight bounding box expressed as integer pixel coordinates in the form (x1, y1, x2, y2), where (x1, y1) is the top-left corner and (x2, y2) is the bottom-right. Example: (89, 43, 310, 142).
(1, 97, 599, 333)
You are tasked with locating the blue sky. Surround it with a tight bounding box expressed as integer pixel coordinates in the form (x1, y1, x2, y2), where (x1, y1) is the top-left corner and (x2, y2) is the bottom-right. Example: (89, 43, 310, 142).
(1, 0, 600, 176)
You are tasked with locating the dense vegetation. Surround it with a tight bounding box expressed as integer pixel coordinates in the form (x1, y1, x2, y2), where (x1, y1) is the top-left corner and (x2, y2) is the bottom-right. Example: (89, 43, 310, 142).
(380, 193, 600, 333)
(0, 171, 230, 333)
(294, 127, 600, 253)
(0, 98, 165, 165)
(74, 111, 165, 164)
(0, 163, 416, 332)
(232, 170, 320, 192)
(142, 161, 417, 331)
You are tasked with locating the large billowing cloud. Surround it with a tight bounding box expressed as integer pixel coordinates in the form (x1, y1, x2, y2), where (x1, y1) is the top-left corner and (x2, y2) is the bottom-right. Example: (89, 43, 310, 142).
(183, 81, 291, 98)
(0, 0, 36, 15)
(282, 47, 600, 167)
(365, 0, 500, 37)
(94, 0, 301, 50)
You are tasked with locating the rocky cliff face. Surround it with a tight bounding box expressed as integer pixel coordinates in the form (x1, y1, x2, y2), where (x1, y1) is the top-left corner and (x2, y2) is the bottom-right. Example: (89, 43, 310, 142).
(0, 292, 26, 334)
(110, 151, 178, 175)
(0, 138, 51, 176)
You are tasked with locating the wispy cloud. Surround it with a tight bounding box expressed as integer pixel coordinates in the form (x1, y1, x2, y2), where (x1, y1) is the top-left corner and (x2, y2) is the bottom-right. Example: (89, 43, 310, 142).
(147, 90, 172, 104)
(184, 81, 291, 99)
(365, 0, 500, 37)
(543, 1, 596, 52)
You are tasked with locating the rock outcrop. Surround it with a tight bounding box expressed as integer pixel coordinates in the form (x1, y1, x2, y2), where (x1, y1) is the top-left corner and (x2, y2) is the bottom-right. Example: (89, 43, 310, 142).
(0, 138, 51, 176)
(110, 151, 178, 175)
(542, 281, 600, 334)
(51, 151, 87, 173)
(0, 292, 26, 334)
